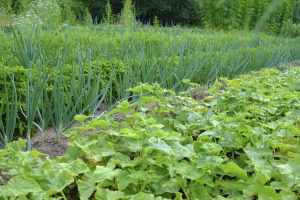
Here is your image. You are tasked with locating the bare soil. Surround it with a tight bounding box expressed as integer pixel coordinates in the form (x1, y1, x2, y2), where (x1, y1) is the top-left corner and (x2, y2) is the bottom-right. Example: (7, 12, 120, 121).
(31, 105, 107, 158)
(31, 128, 68, 158)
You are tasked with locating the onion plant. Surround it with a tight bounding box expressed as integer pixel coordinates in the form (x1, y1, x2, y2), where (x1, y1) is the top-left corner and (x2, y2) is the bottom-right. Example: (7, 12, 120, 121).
(23, 67, 48, 150)
(35, 49, 112, 138)
(0, 72, 17, 148)
(12, 28, 43, 69)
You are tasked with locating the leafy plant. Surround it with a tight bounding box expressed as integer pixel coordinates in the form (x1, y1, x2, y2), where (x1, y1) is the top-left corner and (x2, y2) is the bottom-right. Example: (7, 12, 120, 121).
(48, 52, 112, 136)
(12, 29, 43, 69)
(23, 67, 48, 150)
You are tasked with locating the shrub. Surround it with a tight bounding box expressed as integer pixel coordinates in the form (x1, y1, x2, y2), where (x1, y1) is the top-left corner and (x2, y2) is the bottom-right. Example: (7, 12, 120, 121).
(12, 0, 62, 29)
(103, 0, 114, 24)
(280, 20, 300, 38)
(198, 0, 297, 33)
(0, 0, 12, 13)
(58, 0, 77, 24)
(81, 7, 93, 25)
(120, 0, 136, 28)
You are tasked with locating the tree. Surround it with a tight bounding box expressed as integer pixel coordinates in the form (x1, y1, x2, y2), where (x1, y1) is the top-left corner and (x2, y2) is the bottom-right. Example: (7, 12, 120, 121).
(103, 0, 114, 24)
(120, 0, 136, 27)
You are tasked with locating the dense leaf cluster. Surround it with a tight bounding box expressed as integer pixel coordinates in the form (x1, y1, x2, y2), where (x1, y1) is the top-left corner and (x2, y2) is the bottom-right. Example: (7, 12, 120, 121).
(1, 67, 299, 199)
(84, 0, 300, 31)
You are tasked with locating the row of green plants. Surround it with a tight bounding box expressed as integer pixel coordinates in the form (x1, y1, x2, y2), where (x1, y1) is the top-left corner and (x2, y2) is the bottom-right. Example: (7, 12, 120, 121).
(0, 57, 113, 149)
(1, 26, 300, 67)
(0, 27, 300, 148)
(0, 66, 299, 199)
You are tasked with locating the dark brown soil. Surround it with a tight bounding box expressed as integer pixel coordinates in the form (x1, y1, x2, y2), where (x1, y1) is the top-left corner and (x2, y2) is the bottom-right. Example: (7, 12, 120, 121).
(30, 105, 108, 158)
(31, 128, 68, 158)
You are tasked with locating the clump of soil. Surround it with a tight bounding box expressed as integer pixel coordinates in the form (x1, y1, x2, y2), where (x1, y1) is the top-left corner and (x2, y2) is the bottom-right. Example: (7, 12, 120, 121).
(31, 128, 68, 158)
(31, 105, 108, 158)
(189, 86, 209, 101)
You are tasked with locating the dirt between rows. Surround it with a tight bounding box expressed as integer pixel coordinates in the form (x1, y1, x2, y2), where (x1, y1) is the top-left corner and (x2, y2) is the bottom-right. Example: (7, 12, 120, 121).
(31, 128, 69, 158)
(31, 105, 108, 158)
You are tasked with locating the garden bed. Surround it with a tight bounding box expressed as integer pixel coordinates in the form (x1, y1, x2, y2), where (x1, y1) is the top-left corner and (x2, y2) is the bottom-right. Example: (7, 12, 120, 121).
(1, 66, 299, 199)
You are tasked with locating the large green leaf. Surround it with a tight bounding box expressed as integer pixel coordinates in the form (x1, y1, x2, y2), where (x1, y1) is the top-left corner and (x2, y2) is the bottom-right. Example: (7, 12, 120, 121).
(91, 166, 120, 183)
(222, 162, 248, 180)
(2, 176, 42, 196)
(95, 187, 125, 200)
(37, 169, 74, 195)
(77, 177, 96, 200)
(116, 170, 138, 190)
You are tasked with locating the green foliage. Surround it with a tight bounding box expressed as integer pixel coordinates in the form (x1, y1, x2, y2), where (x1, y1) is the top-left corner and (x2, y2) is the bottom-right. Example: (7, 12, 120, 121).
(12, 0, 31, 14)
(103, 0, 114, 24)
(152, 16, 160, 27)
(198, 0, 298, 32)
(0, 61, 114, 147)
(33, 0, 62, 27)
(1, 66, 300, 199)
(80, 7, 93, 25)
(58, 0, 77, 24)
(280, 20, 300, 37)
(0, 0, 12, 12)
(2, 0, 300, 33)
(120, 0, 136, 28)
(0, 72, 17, 148)
(0, 0, 90, 28)
(294, 0, 300, 23)
(0, 7, 13, 29)
(12, 29, 42, 69)
(254, 0, 296, 34)
(12, 0, 62, 29)
(134, 0, 202, 26)
(0, 27, 300, 144)
(24, 67, 48, 150)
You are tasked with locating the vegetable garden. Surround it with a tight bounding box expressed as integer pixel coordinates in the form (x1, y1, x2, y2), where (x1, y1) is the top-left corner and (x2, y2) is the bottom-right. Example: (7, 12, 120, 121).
(1, 27, 300, 149)
(0, 0, 300, 199)
(0, 66, 300, 199)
